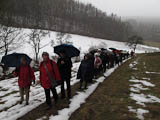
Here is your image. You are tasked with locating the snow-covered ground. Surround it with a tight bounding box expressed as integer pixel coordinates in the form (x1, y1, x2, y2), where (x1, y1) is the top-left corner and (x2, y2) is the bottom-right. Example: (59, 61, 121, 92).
(0, 57, 127, 120)
(128, 60, 160, 120)
(0, 28, 159, 75)
(48, 66, 119, 120)
(36, 58, 130, 120)
(0, 27, 160, 120)
(0, 28, 159, 61)
(0, 63, 79, 120)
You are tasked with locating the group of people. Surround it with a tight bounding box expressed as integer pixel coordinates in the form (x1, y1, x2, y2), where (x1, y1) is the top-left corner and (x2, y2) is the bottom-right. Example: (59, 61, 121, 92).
(14, 49, 132, 110)
(77, 49, 130, 89)
(14, 51, 72, 110)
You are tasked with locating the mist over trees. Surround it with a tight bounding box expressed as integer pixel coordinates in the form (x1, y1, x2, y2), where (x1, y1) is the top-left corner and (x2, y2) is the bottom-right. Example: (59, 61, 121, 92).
(127, 35, 143, 52)
(124, 17, 160, 42)
(0, 0, 133, 42)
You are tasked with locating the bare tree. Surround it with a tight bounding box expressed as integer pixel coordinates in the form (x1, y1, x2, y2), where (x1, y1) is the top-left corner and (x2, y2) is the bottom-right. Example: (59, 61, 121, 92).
(56, 32, 72, 45)
(127, 35, 143, 52)
(27, 29, 50, 63)
(0, 25, 24, 55)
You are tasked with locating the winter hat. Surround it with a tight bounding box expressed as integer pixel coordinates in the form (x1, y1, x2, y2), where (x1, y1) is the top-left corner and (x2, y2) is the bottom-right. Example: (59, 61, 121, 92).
(84, 53, 89, 58)
(94, 53, 100, 57)
(97, 49, 102, 52)
(42, 52, 49, 57)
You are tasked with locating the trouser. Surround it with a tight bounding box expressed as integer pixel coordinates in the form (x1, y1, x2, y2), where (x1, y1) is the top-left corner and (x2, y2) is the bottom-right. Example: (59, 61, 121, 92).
(107, 61, 110, 69)
(61, 78, 71, 99)
(110, 60, 114, 68)
(94, 68, 100, 77)
(102, 62, 107, 72)
(44, 87, 58, 106)
(80, 79, 88, 89)
(19, 86, 30, 103)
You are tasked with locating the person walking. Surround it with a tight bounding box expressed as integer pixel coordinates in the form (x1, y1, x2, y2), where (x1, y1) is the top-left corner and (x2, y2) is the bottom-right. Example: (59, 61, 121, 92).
(77, 54, 92, 89)
(88, 53, 95, 82)
(40, 52, 61, 110)
(57, 51, 72, 99)
(14, 57, 35, 105)
(131, 51, 135, 57)
(94, 53, 102, 78)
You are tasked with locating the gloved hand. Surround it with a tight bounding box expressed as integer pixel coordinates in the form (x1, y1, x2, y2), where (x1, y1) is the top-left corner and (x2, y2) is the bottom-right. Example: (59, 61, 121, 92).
(32, 80, 35, 85)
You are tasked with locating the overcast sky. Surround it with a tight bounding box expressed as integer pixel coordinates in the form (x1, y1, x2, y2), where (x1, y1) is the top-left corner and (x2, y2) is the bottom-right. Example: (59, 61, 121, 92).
(79, 0, 160, 17)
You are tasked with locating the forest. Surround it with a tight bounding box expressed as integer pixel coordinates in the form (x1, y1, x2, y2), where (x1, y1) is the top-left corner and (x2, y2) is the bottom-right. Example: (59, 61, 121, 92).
(0, 0, 133, 42)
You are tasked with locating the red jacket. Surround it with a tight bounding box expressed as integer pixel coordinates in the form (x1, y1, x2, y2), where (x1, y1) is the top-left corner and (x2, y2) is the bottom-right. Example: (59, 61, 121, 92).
(131, 51, 134, 57)
(14, 65, 35, 88)
(39, 59, 61, 89)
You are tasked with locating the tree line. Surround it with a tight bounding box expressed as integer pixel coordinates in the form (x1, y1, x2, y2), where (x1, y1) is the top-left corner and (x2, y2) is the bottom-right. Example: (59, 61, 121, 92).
(0, 0, 133, 42)
(125, 18, 160, 42)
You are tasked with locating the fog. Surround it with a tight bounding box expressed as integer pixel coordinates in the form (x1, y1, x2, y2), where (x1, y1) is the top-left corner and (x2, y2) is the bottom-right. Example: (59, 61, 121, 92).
(79, 0, 160, 17)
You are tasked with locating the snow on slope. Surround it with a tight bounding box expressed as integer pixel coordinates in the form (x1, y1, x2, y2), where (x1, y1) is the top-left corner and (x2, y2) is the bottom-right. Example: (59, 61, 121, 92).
(0, 27, 159, 119)
(0, 63, 80, 120)
(2, 28, 159, 60)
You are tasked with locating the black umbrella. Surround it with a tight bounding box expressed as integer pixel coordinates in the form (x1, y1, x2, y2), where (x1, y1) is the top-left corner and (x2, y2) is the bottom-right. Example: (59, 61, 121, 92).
(104, 50, 114, 55)
(54, 44, 80, 57)
(1, 53, 32, 67)
(109, 48, 117, 51)
(89, 49, 98, 54)
(101, 48, 107, 51)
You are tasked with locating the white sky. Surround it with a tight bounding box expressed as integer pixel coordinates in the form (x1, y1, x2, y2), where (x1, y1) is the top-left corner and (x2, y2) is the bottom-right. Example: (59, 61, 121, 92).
(79, 0, 160, 17)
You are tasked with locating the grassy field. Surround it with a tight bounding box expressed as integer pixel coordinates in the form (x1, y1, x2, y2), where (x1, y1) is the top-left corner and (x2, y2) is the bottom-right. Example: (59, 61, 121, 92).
(144, 41, 160, 48)
(69, 53, 160, 120)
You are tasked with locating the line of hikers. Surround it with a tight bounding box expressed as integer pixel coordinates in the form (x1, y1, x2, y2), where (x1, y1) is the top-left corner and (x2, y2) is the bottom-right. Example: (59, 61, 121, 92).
(13, 49, 132, 110)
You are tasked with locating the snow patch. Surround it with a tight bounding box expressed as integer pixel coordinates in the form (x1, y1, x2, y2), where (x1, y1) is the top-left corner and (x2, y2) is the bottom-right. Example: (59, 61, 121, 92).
(129, 79, 155, 87)
(145, 71, 160, 75)
(137, 109, 149, 120)
(130, 87, 140, 93)
(128, 106, 149, 120)
(142, 78, 151, 81)
(130, 84, 149, 91)
(49, 66, 118, 120)
(129, 61, 138, 69)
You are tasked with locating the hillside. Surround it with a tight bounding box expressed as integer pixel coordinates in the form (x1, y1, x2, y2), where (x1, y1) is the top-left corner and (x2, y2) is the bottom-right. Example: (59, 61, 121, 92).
(0, 0, 132, 42)
(2, 28, 159, 60)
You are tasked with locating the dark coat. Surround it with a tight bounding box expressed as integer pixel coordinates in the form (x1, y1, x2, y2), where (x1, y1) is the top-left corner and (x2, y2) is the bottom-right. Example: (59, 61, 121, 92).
(57, 57, 72, 80)
(100, 53, 106, 64)
(77, 59, 92, 81)
(88, 54, 95, 80)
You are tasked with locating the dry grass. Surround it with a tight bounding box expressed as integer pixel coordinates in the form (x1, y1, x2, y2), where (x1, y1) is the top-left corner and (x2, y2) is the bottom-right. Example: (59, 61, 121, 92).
(70, 58, 137, 120)
(144, 41, 160, 48)
(69, 53, 160, 120)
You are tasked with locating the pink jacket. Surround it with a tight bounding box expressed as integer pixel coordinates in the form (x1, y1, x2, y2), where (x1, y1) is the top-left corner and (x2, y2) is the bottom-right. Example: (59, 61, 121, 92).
(94, 57, 102, 69)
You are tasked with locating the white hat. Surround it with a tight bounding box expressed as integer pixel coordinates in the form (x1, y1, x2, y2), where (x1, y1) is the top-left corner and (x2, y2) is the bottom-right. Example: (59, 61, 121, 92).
(94, 53, 100, 57)
(97, 49, 102, 52)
